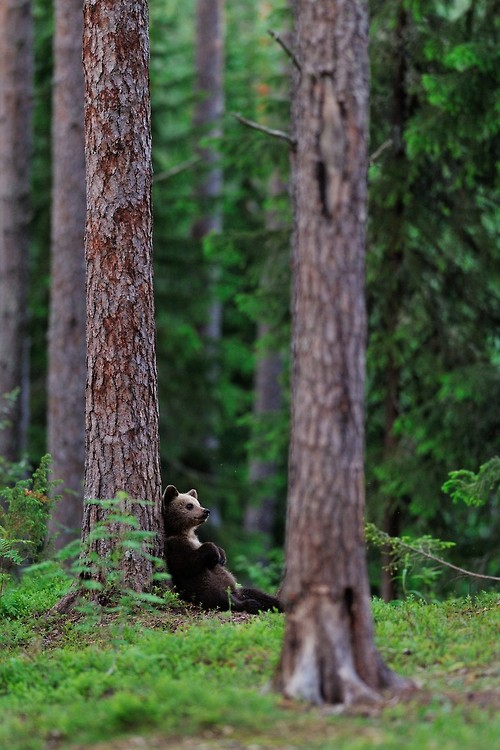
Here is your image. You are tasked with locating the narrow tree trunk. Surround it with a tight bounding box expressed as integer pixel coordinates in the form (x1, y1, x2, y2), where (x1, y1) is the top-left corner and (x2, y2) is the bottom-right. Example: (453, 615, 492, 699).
(191, 0, 224, 333)
(275, 0, 410, 706)
(244, 321, 282, 536)
(81, 0, 162, 592)
(47, 0, 86, 549)
(380, 4, 408, 602)
(380, 354, 401, 602)
(0, 0, 33, 462)
(245, 173, 286, 537)
(191, 0, 224, 244)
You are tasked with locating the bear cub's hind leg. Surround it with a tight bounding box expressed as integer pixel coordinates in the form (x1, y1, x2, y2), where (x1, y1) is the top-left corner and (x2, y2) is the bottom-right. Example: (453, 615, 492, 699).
(231, 587, 283, 614)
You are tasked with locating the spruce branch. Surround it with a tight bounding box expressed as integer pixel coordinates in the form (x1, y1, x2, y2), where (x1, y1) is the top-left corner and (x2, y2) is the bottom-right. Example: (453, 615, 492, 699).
(267, 29, 301, 72)
(366, 523, 500, 583)
(398, 539, 500, 582)
(442, 457, 500, 507)
(231, 112, 296, 148)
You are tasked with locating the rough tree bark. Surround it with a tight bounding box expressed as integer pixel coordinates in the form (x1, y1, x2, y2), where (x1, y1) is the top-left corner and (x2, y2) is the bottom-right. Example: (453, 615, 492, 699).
(0, 0, 33, 462)
(275, 0, 411, 705)
(80, 0, 162, 592)
(47, 0, 86, 549)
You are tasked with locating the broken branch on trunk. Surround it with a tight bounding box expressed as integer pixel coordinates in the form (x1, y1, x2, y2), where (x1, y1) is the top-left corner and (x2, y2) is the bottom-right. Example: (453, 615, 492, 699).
(369, 139, 393, 165)
(268, 29, 301, 72)
(231, 112, 296, 148)
(153, 157, 201, 183)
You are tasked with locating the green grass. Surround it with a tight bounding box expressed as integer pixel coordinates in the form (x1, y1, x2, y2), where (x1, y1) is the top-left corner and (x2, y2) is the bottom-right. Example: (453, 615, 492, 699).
(0, 564, 498, 750)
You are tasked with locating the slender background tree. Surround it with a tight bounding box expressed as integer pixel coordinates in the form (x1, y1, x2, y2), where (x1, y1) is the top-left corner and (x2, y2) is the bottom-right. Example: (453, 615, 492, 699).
(192, 0, 225, 471)
(191, 0, 224, 334)
(244, 173, 286, 540)
(374, 2, 408, 602)
(47, 0, 86, 549)
(0, 0, 33, 463)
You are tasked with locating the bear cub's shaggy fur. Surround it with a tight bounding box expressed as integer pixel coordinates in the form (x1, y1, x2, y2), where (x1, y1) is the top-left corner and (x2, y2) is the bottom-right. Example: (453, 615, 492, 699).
(162, 485, 282, 614)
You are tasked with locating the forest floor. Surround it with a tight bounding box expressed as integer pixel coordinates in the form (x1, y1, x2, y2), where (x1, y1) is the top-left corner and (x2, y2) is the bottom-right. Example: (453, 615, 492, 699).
(0, 564, 498, 750)
(71, 675, 500, 750)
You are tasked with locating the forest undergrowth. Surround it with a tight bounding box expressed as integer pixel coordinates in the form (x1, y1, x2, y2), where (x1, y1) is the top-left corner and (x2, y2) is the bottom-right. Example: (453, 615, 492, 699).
(0, 563, 498, 750)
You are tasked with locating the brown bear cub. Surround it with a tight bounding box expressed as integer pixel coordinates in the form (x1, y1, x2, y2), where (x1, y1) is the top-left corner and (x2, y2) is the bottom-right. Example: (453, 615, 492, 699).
(162, 485, 282, 614)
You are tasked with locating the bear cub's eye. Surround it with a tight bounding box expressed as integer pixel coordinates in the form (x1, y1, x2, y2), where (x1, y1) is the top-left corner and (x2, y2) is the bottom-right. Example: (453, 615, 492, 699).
(186, 503, 194, 510)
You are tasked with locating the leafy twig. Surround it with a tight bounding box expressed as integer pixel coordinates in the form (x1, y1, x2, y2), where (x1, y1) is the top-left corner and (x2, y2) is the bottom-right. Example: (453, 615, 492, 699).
(442, 457, 500, 507)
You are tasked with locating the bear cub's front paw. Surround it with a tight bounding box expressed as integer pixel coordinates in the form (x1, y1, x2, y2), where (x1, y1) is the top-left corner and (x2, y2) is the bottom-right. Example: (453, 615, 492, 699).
(201, 542, 222, 569)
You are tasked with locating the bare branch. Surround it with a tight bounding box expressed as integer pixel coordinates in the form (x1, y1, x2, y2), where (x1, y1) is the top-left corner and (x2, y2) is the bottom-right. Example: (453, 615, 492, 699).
(369, 138, 393, 165)
(231, 112, 296, 148)
(268, 29, 301, 72)
(153, 157, 201, 183)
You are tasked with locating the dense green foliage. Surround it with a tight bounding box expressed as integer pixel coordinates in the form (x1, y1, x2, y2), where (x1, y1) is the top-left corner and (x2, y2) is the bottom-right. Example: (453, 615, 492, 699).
(442, 456, 500, 507)
(0, 567, 498, 749)
(366, 0, 499, 588)
(11, 0, 498, 591)
(0, 455, 57, 591)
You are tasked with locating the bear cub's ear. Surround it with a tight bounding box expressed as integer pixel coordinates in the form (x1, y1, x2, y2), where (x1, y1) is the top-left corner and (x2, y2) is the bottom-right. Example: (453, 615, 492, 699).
(162, 485, 179, 503)
(187, 489, 198, 499)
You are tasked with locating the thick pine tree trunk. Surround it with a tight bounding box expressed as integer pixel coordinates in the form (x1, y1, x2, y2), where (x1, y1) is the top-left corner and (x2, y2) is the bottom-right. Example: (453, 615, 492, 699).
(47, 0, 86, 549)
(80, 0, 162, 592)
(0, 0, 32, 462)
(275, 0, 410, 705)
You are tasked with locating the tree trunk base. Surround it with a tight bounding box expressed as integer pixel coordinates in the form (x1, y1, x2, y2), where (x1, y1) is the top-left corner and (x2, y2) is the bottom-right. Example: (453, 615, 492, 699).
(275, 594, 413, 707)
(49, 588, 82, 615)
(48, 583, 113, 615)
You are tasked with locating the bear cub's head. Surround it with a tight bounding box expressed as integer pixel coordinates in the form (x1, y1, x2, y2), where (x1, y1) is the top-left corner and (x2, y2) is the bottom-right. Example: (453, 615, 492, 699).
(162, 485, 210, 535)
